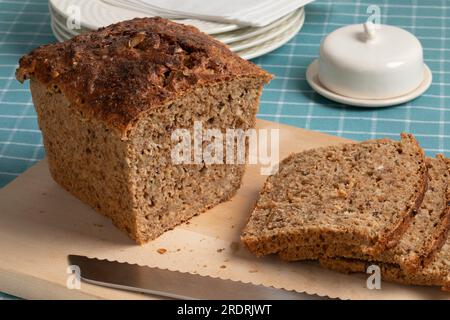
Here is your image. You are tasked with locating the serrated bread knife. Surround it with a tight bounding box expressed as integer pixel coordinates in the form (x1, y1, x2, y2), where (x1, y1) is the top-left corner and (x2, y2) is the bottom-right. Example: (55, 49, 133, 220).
(68, 255, 320, 300)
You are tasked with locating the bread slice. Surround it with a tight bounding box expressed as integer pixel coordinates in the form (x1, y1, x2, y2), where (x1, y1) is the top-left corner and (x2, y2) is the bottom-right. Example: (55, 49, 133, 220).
(319, 237, 450, 291)
(241, 134, 427, 257)
(280, 156, 450, 272)
(16, 17, 272, 244)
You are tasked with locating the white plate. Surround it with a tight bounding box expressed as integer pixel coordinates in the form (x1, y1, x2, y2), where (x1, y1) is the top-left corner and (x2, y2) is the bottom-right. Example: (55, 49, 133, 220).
(50, 0, 241, 35)
(102, 0, 311, 27)
(306, 59, 433, 108)
(51, 8, 81, 37)
(237, 9, 305, 60)
(103, 0, 303, 27)
(50, 4, 306, 60)
(51, 19, 69, 42)
(230, 8, 303, 52)
(49, 1, 90, 35)
(204, 8, 301, 45)
(50, 3, 303, 47)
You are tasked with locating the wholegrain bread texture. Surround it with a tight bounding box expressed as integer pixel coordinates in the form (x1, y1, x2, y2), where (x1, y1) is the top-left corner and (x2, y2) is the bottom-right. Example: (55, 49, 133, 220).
(241, 134, 427, 257)
(17, 17, 272, 243)
(280, 156, 450, 273)
(319, 236, 450, 291)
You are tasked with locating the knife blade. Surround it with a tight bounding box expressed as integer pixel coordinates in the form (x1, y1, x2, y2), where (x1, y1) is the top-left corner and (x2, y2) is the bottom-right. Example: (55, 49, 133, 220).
(68, 255, 320, 300)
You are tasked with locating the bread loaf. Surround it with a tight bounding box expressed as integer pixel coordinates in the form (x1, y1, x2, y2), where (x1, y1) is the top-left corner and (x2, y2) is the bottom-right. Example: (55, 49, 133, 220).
(16, 17, 272, 243)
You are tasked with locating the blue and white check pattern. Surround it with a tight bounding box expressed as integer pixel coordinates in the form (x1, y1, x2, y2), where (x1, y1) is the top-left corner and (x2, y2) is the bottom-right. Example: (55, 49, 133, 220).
(0, 0, 449, 299)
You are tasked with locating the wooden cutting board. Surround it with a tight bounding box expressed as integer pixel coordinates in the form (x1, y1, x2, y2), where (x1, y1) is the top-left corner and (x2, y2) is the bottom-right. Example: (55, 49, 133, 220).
(0, 119, 447, 300)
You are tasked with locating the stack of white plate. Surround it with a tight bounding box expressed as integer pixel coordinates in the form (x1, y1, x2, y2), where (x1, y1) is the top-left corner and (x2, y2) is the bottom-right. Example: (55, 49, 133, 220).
(49, 0, 306, 60)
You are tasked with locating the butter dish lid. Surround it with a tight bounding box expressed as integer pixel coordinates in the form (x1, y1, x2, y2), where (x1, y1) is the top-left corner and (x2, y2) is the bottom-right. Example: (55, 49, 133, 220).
(306, 22, 432, 106)
(320, 22, 423, 74)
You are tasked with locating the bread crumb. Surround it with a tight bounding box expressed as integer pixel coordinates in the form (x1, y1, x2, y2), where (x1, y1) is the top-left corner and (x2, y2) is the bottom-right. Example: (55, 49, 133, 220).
(217, 248, 225, 253)
(249, 269, 258, 273)
(177, 248, 181, 252)
(157, 248, 167, 254)
(220, 265, 226, 269)
(336, 188, 347, 199)
(230, 242, 240, 252)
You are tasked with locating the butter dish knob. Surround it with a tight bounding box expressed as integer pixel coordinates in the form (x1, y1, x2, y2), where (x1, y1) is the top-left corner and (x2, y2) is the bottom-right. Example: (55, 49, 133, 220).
(363, 22, 377, 41)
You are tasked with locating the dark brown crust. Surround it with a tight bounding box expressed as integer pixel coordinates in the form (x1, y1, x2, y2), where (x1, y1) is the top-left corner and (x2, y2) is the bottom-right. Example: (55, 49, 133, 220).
(364, 133, 428, 256)
(16, 17, 272, 132)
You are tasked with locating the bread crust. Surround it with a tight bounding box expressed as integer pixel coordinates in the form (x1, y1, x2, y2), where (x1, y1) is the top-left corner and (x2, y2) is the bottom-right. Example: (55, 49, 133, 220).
(16, 17, 272, 132)
(367, 133, 428, 255)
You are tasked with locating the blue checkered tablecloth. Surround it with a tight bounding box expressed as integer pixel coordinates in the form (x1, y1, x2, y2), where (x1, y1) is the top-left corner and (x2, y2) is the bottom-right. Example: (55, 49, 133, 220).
(0, 0, 449, 300)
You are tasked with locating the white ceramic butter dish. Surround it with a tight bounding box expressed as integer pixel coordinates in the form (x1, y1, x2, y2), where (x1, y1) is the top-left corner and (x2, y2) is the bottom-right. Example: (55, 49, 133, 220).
(306, 22, 432, 107)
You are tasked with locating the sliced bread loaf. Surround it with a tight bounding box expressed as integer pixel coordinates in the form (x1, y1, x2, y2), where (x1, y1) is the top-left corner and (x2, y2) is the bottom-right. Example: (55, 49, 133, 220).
(241, 134, 427, 257)
(280, 156, 450, 272)
(319, 236, 450, 291)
